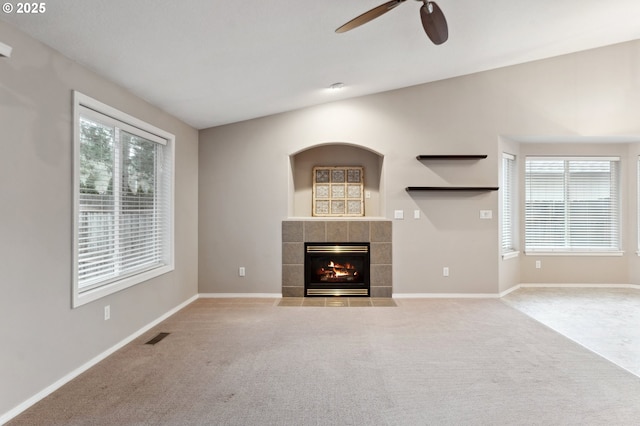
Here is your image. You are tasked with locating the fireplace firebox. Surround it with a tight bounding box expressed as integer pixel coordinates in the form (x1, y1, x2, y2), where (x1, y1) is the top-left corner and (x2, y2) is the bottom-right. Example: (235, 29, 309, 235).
(304, 242, 370, 296)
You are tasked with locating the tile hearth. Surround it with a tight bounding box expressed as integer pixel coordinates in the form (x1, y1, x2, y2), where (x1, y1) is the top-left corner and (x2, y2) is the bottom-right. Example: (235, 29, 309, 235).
(278, 297, 397, 307)
(282, 220, 393, 298)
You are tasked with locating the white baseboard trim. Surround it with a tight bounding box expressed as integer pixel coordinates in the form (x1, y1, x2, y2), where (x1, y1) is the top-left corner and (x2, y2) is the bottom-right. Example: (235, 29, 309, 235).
(394, 284, 640, 300)
(519, 283, 640, 290)
(0, 294, 199, 426)
(199, 293, 282, 298)
(393, 293, 501, 299)
(499, 283, 640, 296)
(498, 285, 521, 297)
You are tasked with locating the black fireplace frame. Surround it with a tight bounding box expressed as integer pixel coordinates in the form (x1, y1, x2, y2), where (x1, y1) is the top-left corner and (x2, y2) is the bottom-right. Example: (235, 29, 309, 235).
(304, 242, 370, 297)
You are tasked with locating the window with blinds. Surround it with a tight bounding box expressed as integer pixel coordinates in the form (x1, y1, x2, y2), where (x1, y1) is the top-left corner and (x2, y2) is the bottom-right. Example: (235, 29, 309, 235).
(525, 157, 620, 253)
(73, 92, 174, 307)
(501, 153, 516, 254)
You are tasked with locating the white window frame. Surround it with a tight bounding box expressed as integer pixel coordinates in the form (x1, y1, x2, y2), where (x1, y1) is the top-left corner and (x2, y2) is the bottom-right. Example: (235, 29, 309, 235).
(524, 156, 622, 256)
(72, 91, 175, 307)
(501, 153, 518, 259)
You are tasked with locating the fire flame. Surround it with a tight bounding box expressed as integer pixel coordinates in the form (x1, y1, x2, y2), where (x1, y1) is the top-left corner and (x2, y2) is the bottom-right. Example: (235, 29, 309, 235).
(326, 260, 349, 277)
(316, 259, 360, 282)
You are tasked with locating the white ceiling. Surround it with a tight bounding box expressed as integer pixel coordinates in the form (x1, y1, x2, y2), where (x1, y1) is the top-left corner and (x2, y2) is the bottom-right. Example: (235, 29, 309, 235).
(2, 0, 640, 129)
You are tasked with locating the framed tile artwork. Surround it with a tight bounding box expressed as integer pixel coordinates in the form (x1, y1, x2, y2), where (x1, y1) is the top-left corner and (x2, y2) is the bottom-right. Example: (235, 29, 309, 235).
(312, 166, 364, 217)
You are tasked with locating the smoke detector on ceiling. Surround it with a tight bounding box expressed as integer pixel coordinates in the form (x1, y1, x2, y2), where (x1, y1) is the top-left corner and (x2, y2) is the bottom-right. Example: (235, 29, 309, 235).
(0, 41, 13, 58)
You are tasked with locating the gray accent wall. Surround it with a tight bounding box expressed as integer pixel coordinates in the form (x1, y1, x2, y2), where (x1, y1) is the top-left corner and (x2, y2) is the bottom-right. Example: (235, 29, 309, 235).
(0, 22, 198, 417)
(199, 39, 640, 297)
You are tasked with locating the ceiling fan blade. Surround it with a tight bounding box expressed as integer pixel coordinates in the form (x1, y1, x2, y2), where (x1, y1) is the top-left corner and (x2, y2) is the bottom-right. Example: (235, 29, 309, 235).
(420, 1, 448, 45)
(336, 0, 406, 33)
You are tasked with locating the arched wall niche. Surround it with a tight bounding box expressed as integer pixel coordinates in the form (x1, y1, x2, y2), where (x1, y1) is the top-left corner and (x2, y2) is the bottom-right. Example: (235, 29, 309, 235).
(288, 142, 385, 218)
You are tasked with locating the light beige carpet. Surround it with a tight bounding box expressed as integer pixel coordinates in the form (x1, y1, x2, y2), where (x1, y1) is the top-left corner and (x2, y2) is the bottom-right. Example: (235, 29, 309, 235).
(9, 298, 640, 425)
(502, 287, 640, 378)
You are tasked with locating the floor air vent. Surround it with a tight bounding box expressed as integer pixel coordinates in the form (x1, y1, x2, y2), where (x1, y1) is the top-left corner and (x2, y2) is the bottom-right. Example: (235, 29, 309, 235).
(145, 332, 170, 345)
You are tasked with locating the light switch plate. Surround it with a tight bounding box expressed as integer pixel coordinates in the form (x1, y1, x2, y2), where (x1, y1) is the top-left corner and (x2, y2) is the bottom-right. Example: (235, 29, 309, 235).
(394, 210, 404, 220)
(480, 210, 493, 219)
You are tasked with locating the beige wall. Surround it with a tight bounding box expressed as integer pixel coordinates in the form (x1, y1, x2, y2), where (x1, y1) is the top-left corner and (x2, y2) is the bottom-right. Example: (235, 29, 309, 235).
(0, 22, 199, 417)
(199, 39, 640, 296)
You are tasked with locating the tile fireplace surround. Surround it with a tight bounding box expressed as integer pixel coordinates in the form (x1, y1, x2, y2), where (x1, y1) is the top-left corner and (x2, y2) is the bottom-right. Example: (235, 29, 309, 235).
(282, 220, 392, 297)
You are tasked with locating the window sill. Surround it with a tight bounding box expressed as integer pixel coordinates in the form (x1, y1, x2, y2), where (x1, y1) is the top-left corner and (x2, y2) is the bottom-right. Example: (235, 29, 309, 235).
(73, 264, 174, 308)
(502, 251, 520, 260)
(525, 251, 624, 257)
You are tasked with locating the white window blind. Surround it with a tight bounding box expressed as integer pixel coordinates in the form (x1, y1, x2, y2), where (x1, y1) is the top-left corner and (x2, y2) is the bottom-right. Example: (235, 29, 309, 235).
(73, 92, 174, 307)
(525, 157, 620, 252)
(501, 153, 516, 253)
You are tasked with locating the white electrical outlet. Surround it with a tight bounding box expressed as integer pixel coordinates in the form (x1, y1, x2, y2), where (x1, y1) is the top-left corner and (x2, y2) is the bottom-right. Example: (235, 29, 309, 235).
(365, 191, 371, 199)
(443, 267, 449, 277)
(104, 305, 110, 321)
(239, 267, 246, 277)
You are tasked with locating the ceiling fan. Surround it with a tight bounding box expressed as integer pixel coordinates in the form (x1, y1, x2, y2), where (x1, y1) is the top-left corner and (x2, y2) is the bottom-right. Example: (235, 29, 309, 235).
(335, 0, 448, 45)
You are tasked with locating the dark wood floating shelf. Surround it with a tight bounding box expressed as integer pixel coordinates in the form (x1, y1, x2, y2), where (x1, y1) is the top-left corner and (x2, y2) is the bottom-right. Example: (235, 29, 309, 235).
(409, 155, 495, 192)
(406, 186, 499, 192)
(416, 155, 488, 160)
